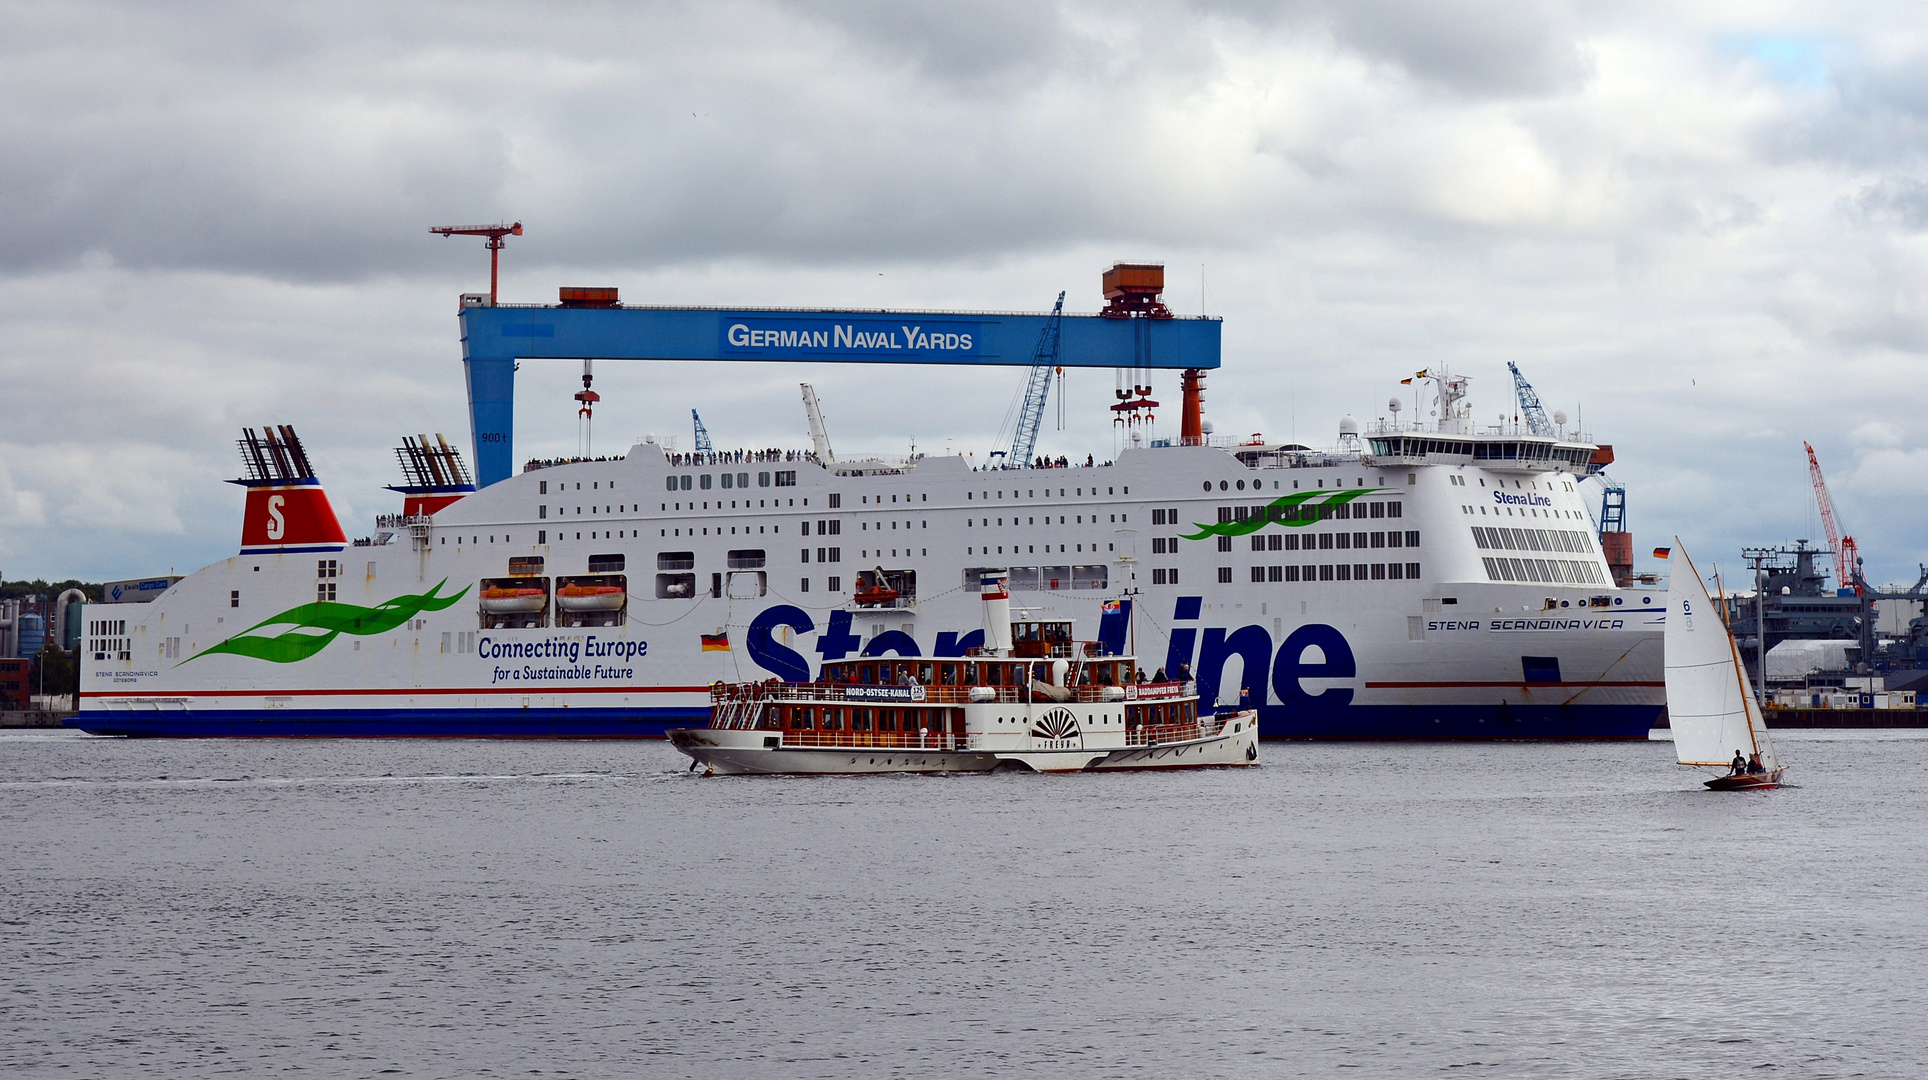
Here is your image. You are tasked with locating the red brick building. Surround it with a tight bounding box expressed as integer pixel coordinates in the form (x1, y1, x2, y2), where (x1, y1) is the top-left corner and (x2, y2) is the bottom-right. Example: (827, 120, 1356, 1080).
(0, 657, 27, 710)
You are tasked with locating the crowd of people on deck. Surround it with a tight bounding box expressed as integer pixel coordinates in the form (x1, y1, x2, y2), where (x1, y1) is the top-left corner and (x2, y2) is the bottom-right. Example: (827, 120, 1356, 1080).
(524, 445, 1126, 473)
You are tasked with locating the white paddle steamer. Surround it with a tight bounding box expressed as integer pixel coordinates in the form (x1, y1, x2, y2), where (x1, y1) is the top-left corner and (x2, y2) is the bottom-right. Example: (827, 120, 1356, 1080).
(669, 574, 1259, 774)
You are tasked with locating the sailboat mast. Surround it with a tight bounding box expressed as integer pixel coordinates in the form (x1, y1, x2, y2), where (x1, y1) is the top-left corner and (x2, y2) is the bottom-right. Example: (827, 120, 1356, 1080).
(1754, 555, 1768, 703)
(1722, 619, 1763, 758)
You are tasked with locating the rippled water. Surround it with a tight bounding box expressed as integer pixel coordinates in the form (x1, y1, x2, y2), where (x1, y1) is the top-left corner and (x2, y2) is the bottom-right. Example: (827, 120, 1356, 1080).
(2, 731, 1924, 1078)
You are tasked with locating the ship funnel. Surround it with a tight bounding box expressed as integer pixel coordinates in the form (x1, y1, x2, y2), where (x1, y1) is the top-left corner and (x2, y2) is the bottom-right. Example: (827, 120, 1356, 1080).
(980, 570, 1012, 654)
(229, 425, 347, 555)
(387, 433, 477, 517)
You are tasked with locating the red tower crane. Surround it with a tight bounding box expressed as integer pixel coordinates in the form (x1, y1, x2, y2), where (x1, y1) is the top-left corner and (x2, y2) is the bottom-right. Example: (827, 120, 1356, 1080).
(1804, 441, 1860, 595)
(428, 221, 522, 305)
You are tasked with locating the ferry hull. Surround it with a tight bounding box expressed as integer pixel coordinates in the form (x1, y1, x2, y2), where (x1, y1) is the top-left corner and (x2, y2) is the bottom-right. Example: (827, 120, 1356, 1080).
(67, 702, 1658, 740)
(1258, 702, 1662, 740)
(67, 706, 698, 739)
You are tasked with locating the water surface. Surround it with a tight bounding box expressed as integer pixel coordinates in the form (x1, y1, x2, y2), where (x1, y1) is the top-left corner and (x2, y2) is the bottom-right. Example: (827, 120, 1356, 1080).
(2, 731, 1922, 1078)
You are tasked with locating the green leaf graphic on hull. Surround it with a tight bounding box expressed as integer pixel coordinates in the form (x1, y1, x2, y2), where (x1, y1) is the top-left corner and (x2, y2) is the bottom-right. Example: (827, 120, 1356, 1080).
(183, 580, 471, 665)
(1179, 488, 1386, 541)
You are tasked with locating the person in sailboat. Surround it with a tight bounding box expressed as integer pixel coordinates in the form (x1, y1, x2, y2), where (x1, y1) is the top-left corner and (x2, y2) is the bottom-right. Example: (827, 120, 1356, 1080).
(1730, 750, 1748, 775)
(1747, 752, 1766, 775)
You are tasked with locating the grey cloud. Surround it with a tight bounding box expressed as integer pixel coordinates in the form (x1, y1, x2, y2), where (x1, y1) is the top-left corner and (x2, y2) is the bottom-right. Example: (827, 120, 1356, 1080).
(4, 0, 1601, 287)
(1316, 0, 1592, 96)
(1849, 178, 1928, 231)
(777, 0, 1077, 84)
(1200, 0, 1593, 96)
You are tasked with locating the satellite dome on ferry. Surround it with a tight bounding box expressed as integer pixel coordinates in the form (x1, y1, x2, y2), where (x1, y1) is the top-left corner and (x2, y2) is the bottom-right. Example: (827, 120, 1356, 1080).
(1338, 415, 1360, 435)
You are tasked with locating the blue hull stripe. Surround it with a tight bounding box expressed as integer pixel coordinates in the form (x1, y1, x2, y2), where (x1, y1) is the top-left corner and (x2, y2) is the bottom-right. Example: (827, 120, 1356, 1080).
(71, 703, 1662, 740)
(70, 707, 703, 739)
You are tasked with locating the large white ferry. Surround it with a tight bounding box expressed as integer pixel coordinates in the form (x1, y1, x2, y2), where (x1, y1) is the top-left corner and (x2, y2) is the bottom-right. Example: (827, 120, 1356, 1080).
(76, 347, 1664, 738)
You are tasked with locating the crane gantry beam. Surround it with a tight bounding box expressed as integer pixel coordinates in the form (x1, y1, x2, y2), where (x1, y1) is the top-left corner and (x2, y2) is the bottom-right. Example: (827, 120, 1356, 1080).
(456, 296, 1219, 485)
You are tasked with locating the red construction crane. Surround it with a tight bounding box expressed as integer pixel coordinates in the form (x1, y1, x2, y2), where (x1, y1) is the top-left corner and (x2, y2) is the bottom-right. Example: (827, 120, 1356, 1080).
(1804, 441, 1860, 595)
(428, 221, 522, 305)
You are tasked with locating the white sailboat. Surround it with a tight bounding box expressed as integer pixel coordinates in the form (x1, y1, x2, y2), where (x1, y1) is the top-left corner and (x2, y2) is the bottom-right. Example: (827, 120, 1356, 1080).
(1664, 539, 1786, 790)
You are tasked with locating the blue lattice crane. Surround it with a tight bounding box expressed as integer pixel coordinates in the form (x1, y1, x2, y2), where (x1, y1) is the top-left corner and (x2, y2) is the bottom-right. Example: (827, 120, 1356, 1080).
(692, 409, 713, 454)
(1598, 477, 1626, 539)
(1507, 361, 1553, 437)
(1001, 291, 1066, 468)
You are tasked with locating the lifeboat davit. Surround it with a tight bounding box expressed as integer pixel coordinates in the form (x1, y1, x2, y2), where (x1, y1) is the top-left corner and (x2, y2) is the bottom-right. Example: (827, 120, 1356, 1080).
(480, 585, 547, 614)
(556, 583, 626, 613)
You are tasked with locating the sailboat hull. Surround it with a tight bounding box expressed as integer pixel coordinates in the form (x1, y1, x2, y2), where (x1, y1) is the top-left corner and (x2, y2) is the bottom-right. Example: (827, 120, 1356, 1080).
(1703, 768, 1785, 791)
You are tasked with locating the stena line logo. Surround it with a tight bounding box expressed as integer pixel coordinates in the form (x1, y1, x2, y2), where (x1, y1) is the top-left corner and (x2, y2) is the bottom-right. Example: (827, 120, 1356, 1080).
(738, 598, 1361, 716)
(265, 495, 285, 540)
(1493, 490, 1552, 508)
(724, 318, 978, 355)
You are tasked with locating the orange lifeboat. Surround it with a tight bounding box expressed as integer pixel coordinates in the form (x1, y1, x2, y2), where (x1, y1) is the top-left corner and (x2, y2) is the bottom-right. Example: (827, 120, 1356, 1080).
(556, 582, 626, 613)
(853, 583, 899, 608)
(480, 585, 547, 614)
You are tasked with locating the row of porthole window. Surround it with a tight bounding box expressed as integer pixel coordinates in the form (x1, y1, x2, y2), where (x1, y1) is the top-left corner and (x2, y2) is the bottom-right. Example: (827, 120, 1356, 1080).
(665, 471, 797, 491)
(1206, 477, 1372, 492)
(967, 487, 1127, 499)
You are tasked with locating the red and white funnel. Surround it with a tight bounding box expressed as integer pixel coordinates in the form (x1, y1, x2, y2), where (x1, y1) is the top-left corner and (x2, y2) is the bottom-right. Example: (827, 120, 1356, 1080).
(229, 425, 346, 555)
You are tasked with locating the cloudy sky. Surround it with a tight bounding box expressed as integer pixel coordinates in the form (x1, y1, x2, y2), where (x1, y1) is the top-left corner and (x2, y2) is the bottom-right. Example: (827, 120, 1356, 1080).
(4, 0, 1926, 589)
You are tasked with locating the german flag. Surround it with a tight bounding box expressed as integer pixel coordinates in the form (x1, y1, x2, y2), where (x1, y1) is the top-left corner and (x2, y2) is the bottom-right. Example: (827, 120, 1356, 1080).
(701, 632, 729, 652)
(1652, 547, 1671, 559)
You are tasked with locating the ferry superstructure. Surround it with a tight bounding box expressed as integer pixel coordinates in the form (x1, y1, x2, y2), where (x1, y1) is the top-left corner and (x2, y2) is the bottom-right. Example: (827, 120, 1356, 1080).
(77, 363, 1664, 739)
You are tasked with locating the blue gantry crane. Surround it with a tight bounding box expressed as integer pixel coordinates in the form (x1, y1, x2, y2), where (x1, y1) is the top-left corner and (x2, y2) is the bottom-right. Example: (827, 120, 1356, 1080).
(692, 409, 713, 454)
(450, 268, 1218, 485)
(999, 291, 1066, 468)
(1507, 361, 1553, 437)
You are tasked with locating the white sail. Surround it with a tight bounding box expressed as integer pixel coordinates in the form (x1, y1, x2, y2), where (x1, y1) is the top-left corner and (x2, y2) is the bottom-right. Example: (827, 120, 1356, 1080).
(1664, 540, 1771, 767)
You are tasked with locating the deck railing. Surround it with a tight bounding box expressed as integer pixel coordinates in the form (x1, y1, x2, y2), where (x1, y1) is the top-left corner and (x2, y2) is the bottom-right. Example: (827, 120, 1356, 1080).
(1124, 719, 1225, 746)
(753, 729, 965, 751)
(707, 679, 1194, 719)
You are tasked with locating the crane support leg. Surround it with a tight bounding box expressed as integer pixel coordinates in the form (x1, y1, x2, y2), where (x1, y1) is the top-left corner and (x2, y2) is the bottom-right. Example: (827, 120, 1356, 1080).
(463, 350, 516, 485)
